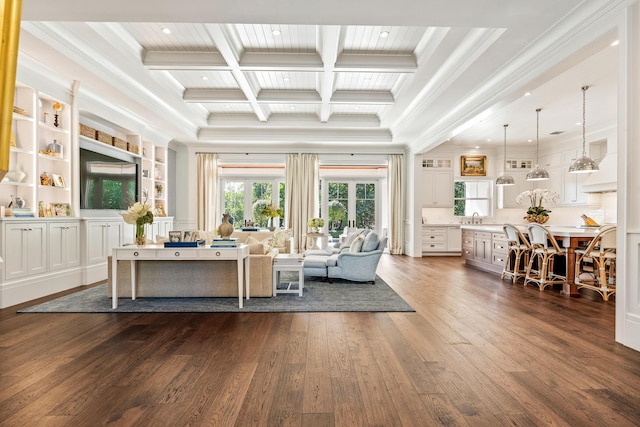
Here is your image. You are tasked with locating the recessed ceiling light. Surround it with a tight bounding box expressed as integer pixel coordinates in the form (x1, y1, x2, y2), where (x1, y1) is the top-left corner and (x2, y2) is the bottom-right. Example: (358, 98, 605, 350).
(486, 139, 492, 142)
(524, 91, 531, 96)
(576, 122, 582, 126)
(290, 106, 296, 110)
(475, 146, 480, 149)
(161, 27, 171, 34)
(201, 76, 208, 80)
(528, 139, 533, 142)
(611, 40, 619, 46)
(272, 29, 281, 36)
(380, 31, 390, 38)
(225, 105, 230, 109)
(283, 77, 289, 82)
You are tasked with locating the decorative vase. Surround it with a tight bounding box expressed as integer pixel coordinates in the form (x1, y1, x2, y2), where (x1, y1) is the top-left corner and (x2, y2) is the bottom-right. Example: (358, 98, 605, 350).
(135, 222, 146, 245)
(267, 217, 276, 232)
(218, 213, 234, 239)
(525, 214, 549, 224)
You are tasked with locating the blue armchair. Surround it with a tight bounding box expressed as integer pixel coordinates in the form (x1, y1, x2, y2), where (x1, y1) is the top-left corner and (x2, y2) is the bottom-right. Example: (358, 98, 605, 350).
(303, 231, 387, 284)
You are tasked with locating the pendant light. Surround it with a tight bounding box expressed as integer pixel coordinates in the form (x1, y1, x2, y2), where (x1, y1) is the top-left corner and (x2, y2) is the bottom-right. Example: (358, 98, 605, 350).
(496, 124, 515, 186)
(526, 108, 550, 181)
(569, 86, 599, 173)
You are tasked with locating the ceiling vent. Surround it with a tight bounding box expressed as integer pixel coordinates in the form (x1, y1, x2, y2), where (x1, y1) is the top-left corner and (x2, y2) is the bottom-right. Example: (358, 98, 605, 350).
(549, 131, 565, 135)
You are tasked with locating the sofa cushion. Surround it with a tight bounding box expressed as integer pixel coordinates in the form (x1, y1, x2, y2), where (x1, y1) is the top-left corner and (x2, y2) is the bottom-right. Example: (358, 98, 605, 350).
(273, 228, 292, 248)
(339, 231, 359, 249)
(304, 255, 329, 269)
(350, 236, 364, 253)
(362, 232, 380, 252)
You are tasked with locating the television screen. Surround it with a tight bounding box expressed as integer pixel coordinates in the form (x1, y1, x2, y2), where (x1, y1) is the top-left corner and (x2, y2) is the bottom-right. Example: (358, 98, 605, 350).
(79, 145, 139, 210)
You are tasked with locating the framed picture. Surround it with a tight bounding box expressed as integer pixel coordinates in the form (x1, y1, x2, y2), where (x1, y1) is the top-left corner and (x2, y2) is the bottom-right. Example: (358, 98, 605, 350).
(461, 155, 487, 176)
(51, 174, 65, 187)
(142, 169, 149, 178)
(168, 230, 182, 242)
(52, 203, 71, 217)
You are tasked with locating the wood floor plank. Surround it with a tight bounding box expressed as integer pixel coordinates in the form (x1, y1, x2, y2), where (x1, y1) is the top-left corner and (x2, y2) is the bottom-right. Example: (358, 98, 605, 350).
(1, 255, 639, 426)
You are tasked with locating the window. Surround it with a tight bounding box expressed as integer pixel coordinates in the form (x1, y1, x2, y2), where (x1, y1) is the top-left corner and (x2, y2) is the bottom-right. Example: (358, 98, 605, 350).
(454, 180, 492, 217)
(221, 178, 285, 228)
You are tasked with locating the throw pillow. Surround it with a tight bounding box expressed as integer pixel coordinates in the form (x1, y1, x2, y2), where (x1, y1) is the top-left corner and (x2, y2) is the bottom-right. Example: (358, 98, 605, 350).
(339, 231, 358, 249)
(362, 232, 380, 252)
(272, 228, 292, 248)
(262, 236, 275, 253)
(350, 236, 364, 253)
(245, 236, 266, 254)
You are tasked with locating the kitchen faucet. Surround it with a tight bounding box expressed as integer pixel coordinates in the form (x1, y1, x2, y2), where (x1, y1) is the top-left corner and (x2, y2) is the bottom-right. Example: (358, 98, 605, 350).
(472, 211, 481, 224)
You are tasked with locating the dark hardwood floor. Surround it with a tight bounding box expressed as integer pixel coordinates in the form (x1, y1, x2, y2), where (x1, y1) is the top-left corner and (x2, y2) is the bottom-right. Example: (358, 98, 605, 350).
(1, 255, 639, 426)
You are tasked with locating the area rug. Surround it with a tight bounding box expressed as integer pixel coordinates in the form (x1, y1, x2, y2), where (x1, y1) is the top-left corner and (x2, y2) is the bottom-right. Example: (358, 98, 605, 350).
(18, 276, 414, 313)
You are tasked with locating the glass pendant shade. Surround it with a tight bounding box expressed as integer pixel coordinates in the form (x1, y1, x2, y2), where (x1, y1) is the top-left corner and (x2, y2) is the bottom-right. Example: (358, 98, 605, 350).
(496, 124, 515, 186)
(570, 86, 599, 174)
(527, 108, 549, 181)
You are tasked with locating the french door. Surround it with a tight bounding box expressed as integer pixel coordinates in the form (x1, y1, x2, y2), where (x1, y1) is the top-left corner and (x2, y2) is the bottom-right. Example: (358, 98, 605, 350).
(322, 179, 379, 238)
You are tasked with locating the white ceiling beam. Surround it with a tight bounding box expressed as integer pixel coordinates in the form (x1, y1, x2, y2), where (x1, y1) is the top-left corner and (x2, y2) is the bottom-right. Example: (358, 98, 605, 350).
(319, 26, 341, 122)
(257, 90, 321, 103)
(184, 88, 247, 102)
(331, 90, 394, 104)
(197, 127, 392, 143)
(239, 52, 323, 71)
(335, 53, 417, 72)
(207, 113, 380, 127)
(143, 51, 228, 69)
(204, 24, 268, 122)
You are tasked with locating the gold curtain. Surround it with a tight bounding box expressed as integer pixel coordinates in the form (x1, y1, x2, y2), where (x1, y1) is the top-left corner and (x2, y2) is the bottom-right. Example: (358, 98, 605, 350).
(0, 0, 23, 181)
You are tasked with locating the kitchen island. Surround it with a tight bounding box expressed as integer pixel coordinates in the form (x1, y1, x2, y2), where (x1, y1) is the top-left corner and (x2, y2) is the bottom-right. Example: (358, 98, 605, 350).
(460, 224, 599, 296)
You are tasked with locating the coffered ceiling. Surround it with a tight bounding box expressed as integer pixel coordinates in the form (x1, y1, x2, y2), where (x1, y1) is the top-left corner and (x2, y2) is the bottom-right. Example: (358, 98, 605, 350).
(17, 0, 621, 154)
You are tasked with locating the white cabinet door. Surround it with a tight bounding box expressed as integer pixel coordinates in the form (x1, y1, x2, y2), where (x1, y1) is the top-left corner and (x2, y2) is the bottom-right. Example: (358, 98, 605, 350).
(562, 169, 589, 205)
(447, 227, 462, 252)
(86, 220, 123, 265)
(3, 222, 47, 280)
(423, 171, 453, 207)
(501, 171, 535, 208)
(49, 221, 80, 271)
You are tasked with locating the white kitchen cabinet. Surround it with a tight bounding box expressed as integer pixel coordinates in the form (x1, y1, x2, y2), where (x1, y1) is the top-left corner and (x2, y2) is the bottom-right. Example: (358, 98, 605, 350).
(423, 171, 454, 207)
(48, 220, 80, 272)
(500, 171, 535, 208)
(2, 221, 47, 281)
(422, 226, 461, 255)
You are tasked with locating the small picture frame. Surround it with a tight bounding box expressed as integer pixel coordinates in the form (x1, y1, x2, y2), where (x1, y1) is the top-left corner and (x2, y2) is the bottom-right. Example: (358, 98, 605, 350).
(168, 230, 182, 242)
(51, 174, 65, 187)
(461, 155, 487, 176)
(142, 169, 149, 178)
(52, 202, 71, 217)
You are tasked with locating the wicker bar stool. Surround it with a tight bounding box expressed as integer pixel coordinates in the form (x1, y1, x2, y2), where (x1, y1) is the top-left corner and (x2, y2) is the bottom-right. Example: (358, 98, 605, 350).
(524, 223, 567, 291)
(575, 225, 616, 301)
(501, 224, 532, 284)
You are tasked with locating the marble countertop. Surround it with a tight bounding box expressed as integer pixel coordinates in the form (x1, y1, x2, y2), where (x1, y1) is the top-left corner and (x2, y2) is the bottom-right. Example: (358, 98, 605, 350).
(459, 223, 603, 236)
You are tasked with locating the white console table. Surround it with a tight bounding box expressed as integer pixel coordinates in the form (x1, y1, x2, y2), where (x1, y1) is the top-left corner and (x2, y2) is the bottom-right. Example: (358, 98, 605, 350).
(111, 244, 250, 309)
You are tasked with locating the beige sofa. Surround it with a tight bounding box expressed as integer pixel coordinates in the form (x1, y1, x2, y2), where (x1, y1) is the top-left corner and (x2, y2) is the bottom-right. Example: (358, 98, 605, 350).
(107, 230, 291, 298)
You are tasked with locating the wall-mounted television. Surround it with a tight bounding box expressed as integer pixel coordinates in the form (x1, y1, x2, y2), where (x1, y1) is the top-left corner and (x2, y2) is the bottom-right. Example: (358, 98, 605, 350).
(79, 141, 140, 210)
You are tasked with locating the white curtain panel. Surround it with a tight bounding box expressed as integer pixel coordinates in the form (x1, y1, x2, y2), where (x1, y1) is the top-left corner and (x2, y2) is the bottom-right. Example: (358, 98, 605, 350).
(388, 154, 405, 254)
(196, 153, 218, 232)
(286, 153, 319, 252)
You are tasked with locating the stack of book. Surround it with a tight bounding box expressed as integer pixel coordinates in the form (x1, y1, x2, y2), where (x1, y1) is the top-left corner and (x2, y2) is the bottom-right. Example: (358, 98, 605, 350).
(210, 237, 239, 248)
(12, 208, 35, 217)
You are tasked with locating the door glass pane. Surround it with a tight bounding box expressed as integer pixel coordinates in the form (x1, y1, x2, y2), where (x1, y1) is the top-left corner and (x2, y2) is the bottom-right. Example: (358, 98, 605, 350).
(356, 183, 376, 229)
(223, 181, 244, 228)
(251, 182, 273, 228)
(328, 182, 348, 238)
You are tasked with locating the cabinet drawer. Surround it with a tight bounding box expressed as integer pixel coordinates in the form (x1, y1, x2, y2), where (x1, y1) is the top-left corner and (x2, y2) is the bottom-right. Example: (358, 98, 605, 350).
(423, 242, 447, 252)
(492, 233, 506, 240)
(474, 231, 492, 239)
(493, 240, 508, 253)
(422, 232, 446, 242)
(462, 247, 474, 259)
(492, 253, 508, 266)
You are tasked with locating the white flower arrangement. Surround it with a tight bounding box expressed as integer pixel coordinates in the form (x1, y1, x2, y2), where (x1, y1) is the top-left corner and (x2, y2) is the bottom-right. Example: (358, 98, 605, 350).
(122, 201, 154, 226)
(307, 217, 325, 228)
(516, 188, 559, 216)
